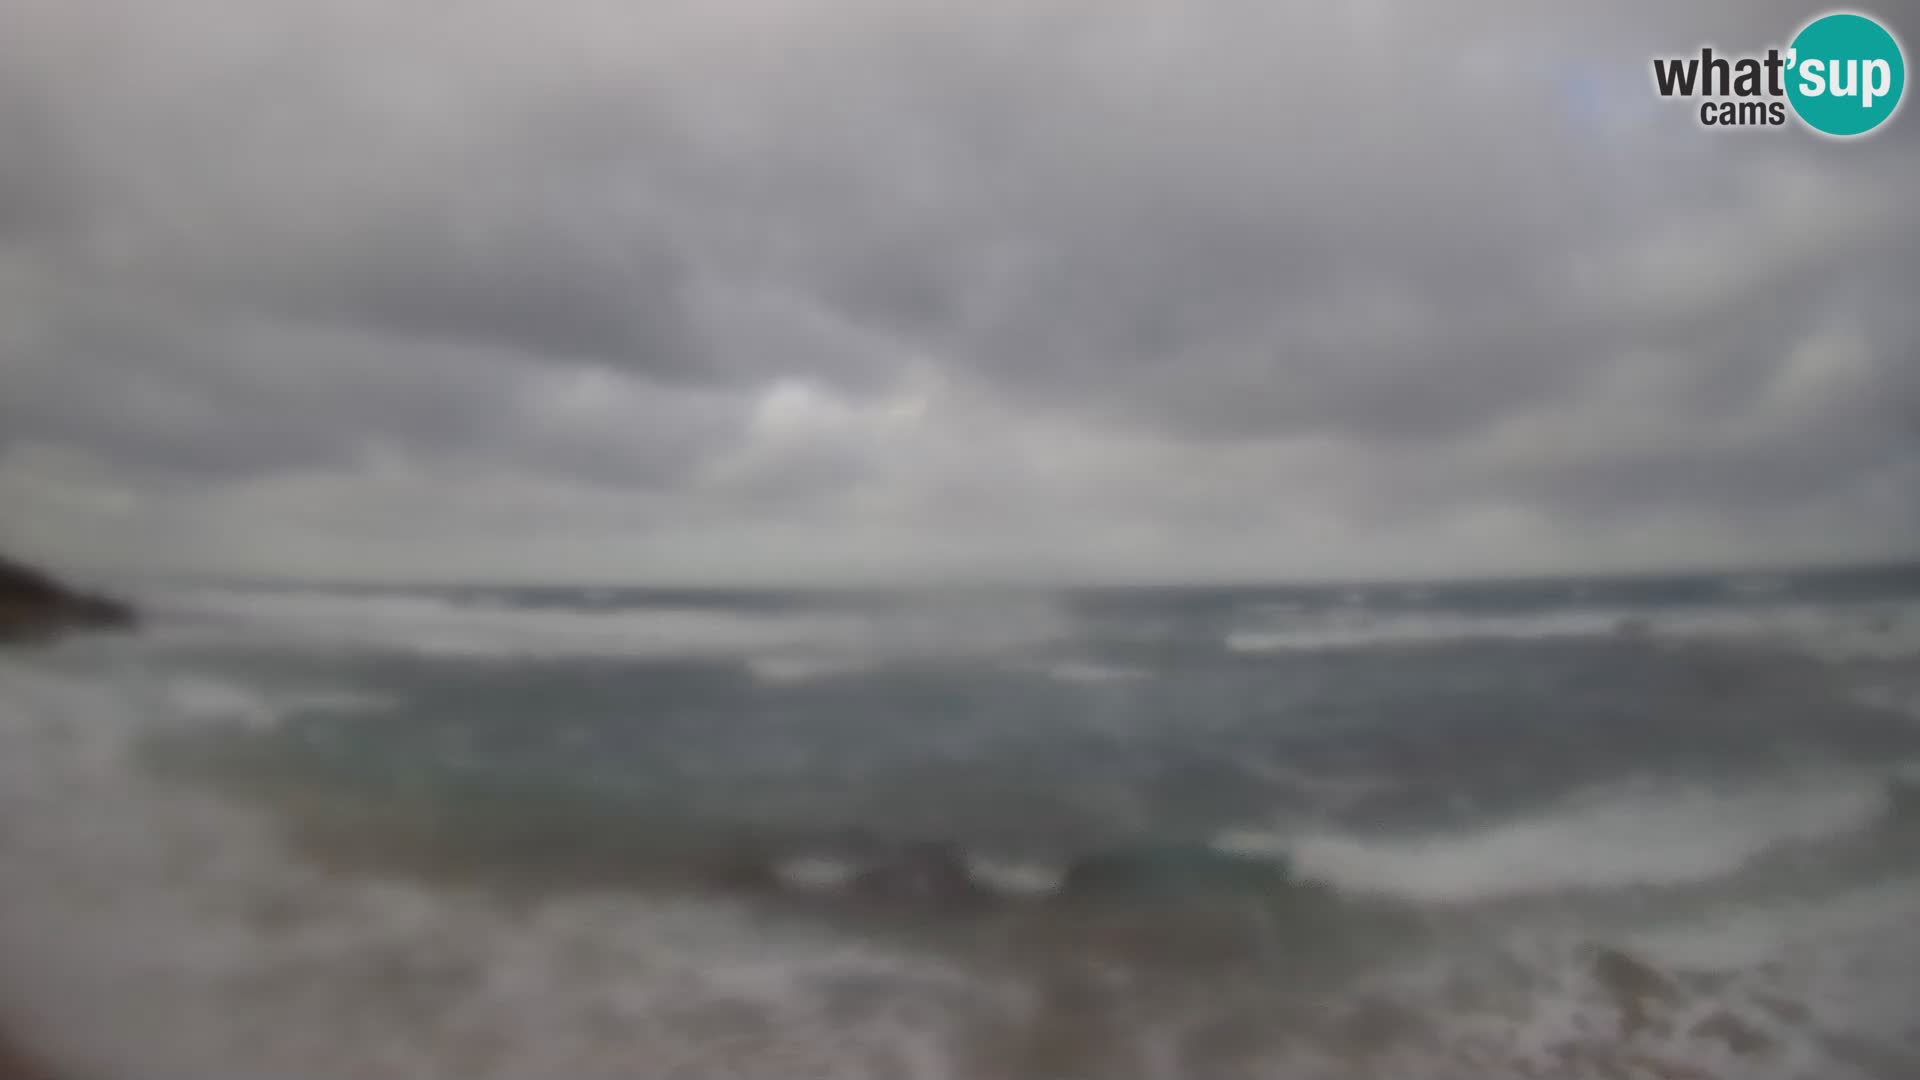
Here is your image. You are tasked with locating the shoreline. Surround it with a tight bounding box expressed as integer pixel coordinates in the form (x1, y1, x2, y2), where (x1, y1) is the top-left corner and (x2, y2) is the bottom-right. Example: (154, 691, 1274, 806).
(1, 552, 135, 1080)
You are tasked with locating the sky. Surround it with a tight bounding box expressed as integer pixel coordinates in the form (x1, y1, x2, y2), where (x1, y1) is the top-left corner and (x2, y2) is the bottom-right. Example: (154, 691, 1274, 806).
(0, 0, 1915, 585)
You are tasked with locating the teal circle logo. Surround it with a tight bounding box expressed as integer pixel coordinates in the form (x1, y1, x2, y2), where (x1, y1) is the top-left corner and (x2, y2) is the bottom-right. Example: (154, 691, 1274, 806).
(1787, 13, 1906, 136)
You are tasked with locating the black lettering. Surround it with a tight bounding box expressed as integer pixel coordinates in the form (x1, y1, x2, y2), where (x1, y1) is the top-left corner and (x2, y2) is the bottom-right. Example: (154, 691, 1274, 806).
(1700, 101, 1720, 125)
(1655, 57, 1701, 96)
(1736, 101, 1769, 125)
(1769, 101, 1787, 125)
(1764, 49, 1788, 96)
(1734, 59, 1762, 96)
(1703, 47, 1731, 95)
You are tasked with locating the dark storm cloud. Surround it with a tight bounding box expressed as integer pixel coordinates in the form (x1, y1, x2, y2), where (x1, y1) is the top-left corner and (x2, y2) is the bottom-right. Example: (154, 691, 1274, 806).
(0, 0, 1915, 580)
(253, 207, 705, 376)
(0, 274, 745, 490)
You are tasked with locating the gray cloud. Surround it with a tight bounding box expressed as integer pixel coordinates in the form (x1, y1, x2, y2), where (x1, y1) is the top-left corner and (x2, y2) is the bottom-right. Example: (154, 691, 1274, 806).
(0, 0, 1915, 582)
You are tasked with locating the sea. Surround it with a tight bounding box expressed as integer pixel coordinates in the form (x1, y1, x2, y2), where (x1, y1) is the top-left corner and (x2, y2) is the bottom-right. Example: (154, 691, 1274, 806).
(2, 565, 1919, 1079)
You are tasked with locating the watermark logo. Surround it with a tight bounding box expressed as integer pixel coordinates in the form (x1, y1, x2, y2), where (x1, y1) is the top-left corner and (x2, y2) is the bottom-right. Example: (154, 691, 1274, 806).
(1651, 11, 1905, 136)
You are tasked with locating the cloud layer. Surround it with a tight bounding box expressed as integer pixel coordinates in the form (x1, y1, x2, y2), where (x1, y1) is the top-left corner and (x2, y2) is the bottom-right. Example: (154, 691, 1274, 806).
(2, 0, 1915, 583)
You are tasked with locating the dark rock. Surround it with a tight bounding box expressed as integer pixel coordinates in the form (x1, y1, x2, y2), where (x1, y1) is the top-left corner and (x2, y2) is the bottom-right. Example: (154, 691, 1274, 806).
(1689, 1009, 1775, 1056)
(0, 553, 135, 644)
(1592, 947, 1680, 1001)
(702, 852, 782, 893)
(849, 842, 989, 907)
(1326, 995, 1435, 1054)
(1752, 992, 1811, 1026)
(1590, 946, 1682, 1038)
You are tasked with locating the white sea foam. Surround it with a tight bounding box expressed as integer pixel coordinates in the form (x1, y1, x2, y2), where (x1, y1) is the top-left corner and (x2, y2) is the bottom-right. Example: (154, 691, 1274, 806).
(771, 853, 861, 892)
(6, 645, 1919, 1079)
(134, 584, 1074, 667)
(0, 655, 1026, 1080)
(769, 850, 1067, 899)
(150, 673, 397, 733)
(1224, 597, 1920, 662)
(961, 854, 1066, 897)
(1230, 775, 1896, 904)
(139, 586, 876, 658)
(162, 672, 283, 730)
(1041, 660, 1150, 685)
(1223, 606, 1628, 653)
(1232, 758, 1399, 810)
(131, 582, 1920, 673)
(1849, 683, 1920, 727)
(1655, 601, 1920, 662)
(747, 655, 876, 685)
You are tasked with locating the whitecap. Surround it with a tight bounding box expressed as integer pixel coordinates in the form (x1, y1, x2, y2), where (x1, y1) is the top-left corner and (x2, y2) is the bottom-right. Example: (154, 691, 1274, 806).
(1218, 773, 1894, 904)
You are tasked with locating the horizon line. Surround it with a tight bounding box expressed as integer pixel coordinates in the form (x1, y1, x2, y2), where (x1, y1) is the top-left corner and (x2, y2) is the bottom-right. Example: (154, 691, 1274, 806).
(78, 554, 1920, 595)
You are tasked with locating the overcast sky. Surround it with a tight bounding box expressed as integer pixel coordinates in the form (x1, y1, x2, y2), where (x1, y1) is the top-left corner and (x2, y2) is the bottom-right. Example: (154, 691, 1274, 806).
(1, 0, 1915, 584)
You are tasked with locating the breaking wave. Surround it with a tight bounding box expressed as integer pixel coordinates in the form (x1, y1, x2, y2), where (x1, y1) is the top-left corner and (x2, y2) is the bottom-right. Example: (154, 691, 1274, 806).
(1224, 598, 1920, 661)
(1219, 773, 1901, 904)
(0, 654, 1038, 1080)
(133, 584, 1075, 665)
(6, 572, 1920, 1079)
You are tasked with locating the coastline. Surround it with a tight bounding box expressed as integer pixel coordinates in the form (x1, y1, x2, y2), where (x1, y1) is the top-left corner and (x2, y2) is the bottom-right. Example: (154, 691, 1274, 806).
(0, 556, 134, 645)
(1, 553, 135, 1080)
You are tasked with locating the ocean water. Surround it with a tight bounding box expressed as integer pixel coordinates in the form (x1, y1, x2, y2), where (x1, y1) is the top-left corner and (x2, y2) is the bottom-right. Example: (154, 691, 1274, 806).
(3, 567, 1920, 1078)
